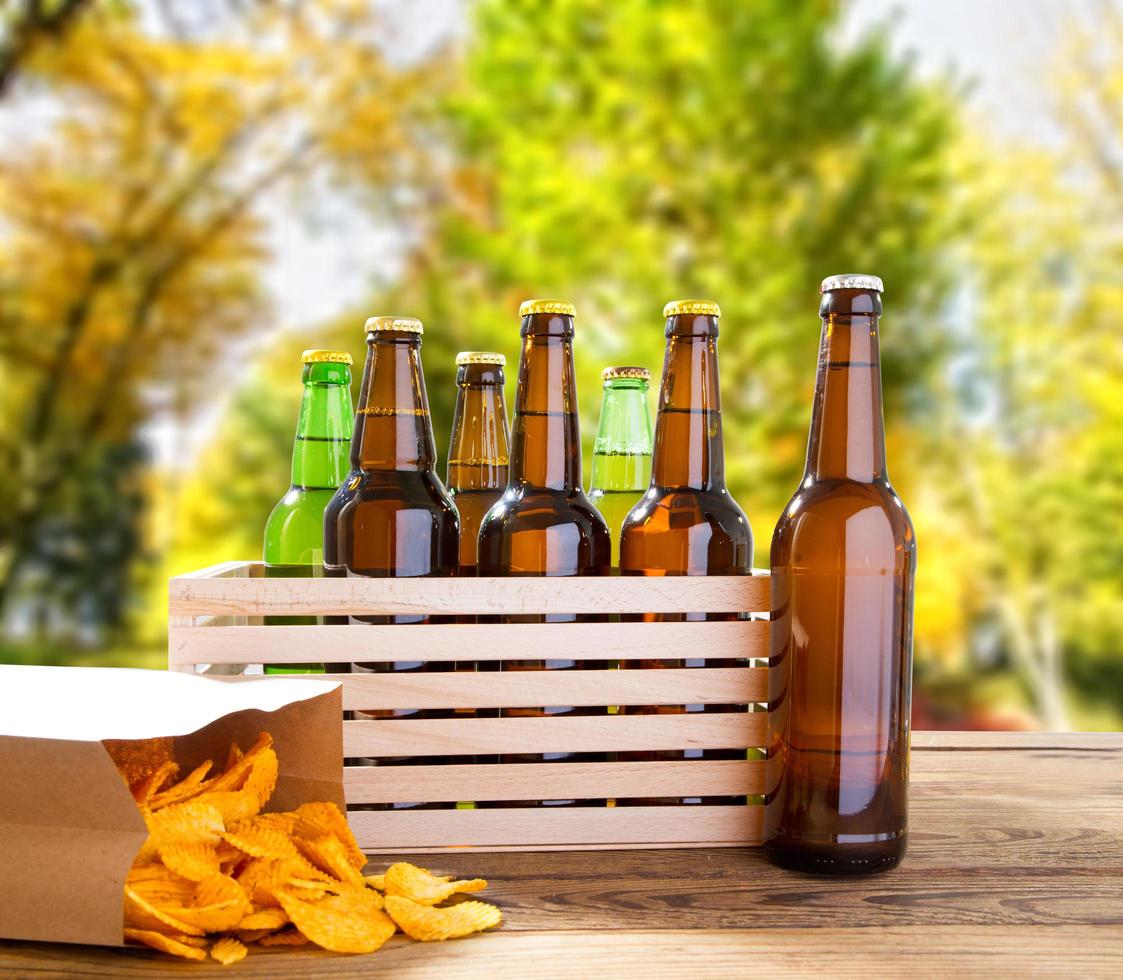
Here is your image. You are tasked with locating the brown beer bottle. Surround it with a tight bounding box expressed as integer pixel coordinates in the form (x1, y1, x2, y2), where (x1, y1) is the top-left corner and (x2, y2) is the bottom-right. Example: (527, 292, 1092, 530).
(618, 300, 753, 806)
(477, 300, 611, 808)
(323, 315, 460, 809)
(763, 275, 916, 874)
(446, 352, 510, 573)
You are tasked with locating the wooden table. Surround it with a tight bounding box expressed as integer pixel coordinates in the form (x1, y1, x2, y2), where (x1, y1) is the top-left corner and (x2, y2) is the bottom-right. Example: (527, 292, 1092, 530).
(2, 733, 1120, 978)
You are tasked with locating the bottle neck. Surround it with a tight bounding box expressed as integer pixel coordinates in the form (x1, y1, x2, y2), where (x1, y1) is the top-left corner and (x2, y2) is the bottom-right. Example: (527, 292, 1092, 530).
(805, 306, 888, 483)
(352, 333, 437, 472)
(447, 365, 510, 491)
(591, 380, 653, 492)
(292, 362, 352, 489)
(509, 312, 582, 491)
(651, 314, 725, 491)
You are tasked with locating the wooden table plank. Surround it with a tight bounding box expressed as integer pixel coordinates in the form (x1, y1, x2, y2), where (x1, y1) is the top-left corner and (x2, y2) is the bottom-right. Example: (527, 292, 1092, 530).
(1, 733, 1120, 976)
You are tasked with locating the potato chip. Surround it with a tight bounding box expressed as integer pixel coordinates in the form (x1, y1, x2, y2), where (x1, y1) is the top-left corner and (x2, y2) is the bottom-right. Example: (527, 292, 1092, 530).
(172, 873, 252, 933)
(124, 927, 208, 961)
(238, 907, 288, 931)
(118, 731, 501, 963)
(144, 800, 225, 847)
(384, 862, 488, 906)
(123, 886, 206, 937)
(130, 760, 180, 806)
(290, 802, 365, 869)
(148, 760, 213, 811)
(385, 895, 502, 942)
(259, 928, 312, 947)
(105, 736, 175, 787)
(204, 732, 273, 796)
(159, 840, 220, 882)
(210, 936, 248, 966)
(223, 820, 298, 861)
(295, 834, 366, 887)
(275, 887, 396, 954)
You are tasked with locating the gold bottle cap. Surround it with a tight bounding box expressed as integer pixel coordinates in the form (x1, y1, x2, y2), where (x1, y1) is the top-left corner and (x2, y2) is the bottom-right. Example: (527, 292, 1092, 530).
(519, 299, 576, 317)
(364, 315, 424, 334)
(663, 299, 721, 318)
(602, 366, 650, 382)
(302, 349, 353, 365)
(820, 274, 883, 294)
(456, 351, 506, 366)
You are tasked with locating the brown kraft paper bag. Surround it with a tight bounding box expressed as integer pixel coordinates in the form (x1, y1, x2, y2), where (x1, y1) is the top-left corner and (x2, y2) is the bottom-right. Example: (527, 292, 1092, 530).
(0, 665, 342, 946)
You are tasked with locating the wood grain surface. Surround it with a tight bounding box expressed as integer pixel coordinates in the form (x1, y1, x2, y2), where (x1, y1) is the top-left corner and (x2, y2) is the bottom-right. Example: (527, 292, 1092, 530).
(170, 619, 770, 666)
(168, 566, 771, 617)
(2, 733, 1120, 978)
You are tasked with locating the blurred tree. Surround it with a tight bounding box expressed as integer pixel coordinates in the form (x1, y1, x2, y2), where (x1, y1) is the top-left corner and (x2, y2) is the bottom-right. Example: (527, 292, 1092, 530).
(0, 0, 445, 639)
(0, 0, 91, 94)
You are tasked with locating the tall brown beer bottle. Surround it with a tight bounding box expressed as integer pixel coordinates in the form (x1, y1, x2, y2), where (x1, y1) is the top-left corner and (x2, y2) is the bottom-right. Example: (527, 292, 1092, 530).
(617, 300, 753, 806)
(477, 300, 611, 808)
(323, 315, 460, 808)
(446, 352, 510, 573)
(763, 275, 916, 874)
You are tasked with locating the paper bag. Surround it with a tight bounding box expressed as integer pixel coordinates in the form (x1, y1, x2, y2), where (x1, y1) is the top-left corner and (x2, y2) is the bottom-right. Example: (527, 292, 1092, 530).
(0, 665, 342, 946)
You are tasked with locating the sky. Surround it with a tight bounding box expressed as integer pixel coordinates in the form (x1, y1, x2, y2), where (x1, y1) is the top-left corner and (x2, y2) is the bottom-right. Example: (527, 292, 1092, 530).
(139, 0, 1078, 469)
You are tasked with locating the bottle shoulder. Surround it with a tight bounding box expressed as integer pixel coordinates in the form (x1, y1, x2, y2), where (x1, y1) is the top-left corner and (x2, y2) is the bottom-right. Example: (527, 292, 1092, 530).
(622, 486, 753, 541)
(772, 479, 915, 565)
(479, 486, 609, 537)
(329, 470, 458, 520)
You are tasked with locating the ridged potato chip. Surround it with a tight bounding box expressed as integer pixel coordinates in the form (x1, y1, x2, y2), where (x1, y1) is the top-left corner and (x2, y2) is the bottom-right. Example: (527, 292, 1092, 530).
(385, 895, 502, 942)
(123, 886, 206, 938)
(275, 887, 396, 954)
(159, 840, 220, 882)
(210, 936, 248, 966)
(259, 928, 312, 947)
(290, 802, 365, 869)
(148, 760, 213, 811)
(384, 862, 488, 906)
(223, 821, 298, 861)
(115, 731, 503, 964)
(237, 906, 288, 931)
(130, 760, 179, 806)
(105, 737, 175, 787)
(173, 873, 251, 933)
(124, 928, 208, 961)
(295, 834, 366, 887)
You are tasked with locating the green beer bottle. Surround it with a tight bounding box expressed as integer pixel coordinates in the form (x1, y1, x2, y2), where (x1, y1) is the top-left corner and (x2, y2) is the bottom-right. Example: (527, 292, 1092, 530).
(588, 367, 653, 566)
(263, 349, 354, 674)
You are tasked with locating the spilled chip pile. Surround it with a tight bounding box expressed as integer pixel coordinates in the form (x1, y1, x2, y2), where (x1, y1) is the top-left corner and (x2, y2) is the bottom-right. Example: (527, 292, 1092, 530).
(110, 732, 502, 964)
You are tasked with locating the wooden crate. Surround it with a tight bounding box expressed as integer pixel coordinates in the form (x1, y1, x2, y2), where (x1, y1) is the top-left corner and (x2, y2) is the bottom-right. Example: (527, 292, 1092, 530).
(168, 561, 771, 853)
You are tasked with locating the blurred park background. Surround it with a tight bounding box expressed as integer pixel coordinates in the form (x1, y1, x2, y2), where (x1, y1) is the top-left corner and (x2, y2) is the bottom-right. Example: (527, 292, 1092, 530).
(0, 0, 1120, 731)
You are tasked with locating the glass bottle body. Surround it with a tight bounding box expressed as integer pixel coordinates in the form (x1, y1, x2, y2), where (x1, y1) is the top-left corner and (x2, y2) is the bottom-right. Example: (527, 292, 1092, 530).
(323, 326, 459, 809)
(477, 308, 611, 807)
(588, 373, 653, 567)
(763, 285, 916, 874)
(619, 311, 753, 806)
(263, 357, 353, 674)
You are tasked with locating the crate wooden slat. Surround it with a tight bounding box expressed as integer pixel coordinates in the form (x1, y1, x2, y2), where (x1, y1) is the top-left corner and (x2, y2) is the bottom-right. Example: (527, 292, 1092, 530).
(170, 620, 769, 665)
(275, 667, 766, 710)
(168, 561, 770, 852)
(347, 805, 764, 852)
(169, 570, 768, 617)
(342, 713, 765, 756)
(343, 759, 763, 803)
